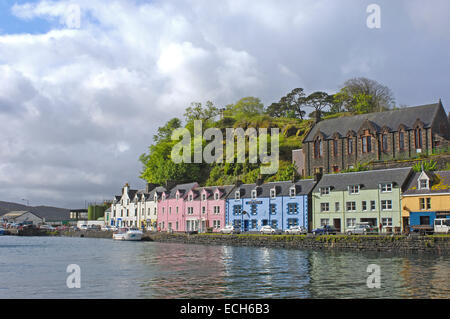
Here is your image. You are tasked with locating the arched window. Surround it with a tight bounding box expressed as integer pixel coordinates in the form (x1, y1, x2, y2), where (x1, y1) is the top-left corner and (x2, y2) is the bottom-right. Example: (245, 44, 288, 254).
(348, 138, 353, 155)
(314, 138, 323, 158)
(415, 128, 422, 149)
(399, 131, 405, 151)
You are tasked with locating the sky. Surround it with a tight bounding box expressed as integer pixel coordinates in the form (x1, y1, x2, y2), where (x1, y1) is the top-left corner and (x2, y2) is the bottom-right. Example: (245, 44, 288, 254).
(0, 0, 449, 209)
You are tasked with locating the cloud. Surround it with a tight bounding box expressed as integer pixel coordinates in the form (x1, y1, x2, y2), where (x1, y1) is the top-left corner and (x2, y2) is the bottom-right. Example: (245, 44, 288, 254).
(0, 0, 449, 208)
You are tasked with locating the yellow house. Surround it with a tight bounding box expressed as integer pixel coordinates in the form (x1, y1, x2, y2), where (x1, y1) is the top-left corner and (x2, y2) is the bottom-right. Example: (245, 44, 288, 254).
(401, 170, 450, 231)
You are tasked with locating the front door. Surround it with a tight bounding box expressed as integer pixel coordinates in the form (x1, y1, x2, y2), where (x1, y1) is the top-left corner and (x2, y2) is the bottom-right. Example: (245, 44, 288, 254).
(243, 220, 249, 232)
(333, 218, 341, 232)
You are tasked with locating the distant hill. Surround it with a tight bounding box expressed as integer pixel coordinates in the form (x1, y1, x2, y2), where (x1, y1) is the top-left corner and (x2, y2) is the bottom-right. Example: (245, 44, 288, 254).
(0, 201, 71, 221)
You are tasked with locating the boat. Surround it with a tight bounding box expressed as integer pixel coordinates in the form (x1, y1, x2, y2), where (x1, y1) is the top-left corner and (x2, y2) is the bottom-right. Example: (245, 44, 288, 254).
(112, 228, 143, 241)
(0, 227, 6, 235)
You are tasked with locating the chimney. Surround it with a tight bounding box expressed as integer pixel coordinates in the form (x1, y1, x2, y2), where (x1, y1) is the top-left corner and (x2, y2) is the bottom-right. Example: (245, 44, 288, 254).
(314, 172, 323, 182)
(164, 180, 177, 191)
(145, 183, 158, 193)
(256, 174, 263, 186)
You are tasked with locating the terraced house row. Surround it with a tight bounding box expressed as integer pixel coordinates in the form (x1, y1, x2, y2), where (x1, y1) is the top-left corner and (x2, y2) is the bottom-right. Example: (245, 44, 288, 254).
(106, 167, 450, 233)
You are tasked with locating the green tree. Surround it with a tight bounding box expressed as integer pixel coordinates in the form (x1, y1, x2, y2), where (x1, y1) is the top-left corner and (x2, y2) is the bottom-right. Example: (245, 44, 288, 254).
(184, 101, 219, 123)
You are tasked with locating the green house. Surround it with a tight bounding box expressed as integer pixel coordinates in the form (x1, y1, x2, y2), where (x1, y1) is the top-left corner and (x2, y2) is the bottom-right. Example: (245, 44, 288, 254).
(312, 167, 413, 233)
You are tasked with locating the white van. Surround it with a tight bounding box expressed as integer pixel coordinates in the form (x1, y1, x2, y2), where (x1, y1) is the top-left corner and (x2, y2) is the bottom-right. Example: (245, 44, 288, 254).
(434, 218, 450, 234)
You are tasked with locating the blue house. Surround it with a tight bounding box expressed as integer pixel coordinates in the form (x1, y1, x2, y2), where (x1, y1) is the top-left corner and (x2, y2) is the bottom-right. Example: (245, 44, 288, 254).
(225, 179, 316, 232)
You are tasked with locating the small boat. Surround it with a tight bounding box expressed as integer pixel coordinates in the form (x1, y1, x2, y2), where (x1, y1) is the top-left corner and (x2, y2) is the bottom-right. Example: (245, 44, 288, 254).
(113, 228, 143, 241)
(0, 227, 5, 235)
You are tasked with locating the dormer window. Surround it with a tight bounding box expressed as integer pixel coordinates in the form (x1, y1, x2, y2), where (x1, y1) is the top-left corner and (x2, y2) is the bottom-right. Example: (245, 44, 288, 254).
(270, 189, 276, 199)
(176, 193, 179, 200)
(289, 187, 296, 198)
(154, 194, 158, 201)
(214, 192, 219, 200)
(320, 187, 330, 196)
(348, 185, 360, 194)
(251, 189, 257, 199)
(188, 194, 193, 201)
(380, 183, 393, 192)
(202, 194, 206, 201)
(235, 191, 240, 200)
(419, 179, 429, 190)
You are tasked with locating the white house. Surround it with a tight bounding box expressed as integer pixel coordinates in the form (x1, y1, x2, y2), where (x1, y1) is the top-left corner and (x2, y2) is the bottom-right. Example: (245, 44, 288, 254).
(1, 211, 43, 225)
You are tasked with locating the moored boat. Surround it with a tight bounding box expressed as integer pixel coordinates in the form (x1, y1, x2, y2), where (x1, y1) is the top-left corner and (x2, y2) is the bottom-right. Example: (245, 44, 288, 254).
(112, 228, 143, 241)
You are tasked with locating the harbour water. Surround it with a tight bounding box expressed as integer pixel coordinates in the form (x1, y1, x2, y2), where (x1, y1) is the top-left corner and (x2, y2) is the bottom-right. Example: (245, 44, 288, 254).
(0, 236, 449, 298)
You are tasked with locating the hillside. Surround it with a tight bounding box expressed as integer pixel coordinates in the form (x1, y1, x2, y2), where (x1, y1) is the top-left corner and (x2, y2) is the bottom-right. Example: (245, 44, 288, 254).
(0, 201, 70, 221)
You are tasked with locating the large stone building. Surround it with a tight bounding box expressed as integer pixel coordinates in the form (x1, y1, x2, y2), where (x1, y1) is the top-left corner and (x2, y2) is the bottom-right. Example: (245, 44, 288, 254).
(299, 102, 450, 177)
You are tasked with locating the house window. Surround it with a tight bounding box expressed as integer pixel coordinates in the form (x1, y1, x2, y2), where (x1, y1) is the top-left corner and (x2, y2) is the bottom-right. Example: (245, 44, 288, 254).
(214, 192, 219, 200)
(233, 205, 242, 215)
(251, 220, 258, 229)
(270, 204, 276, 215)
(348, 138, 353, 155)
(320, 219, 330, 226)
(415, 128, 422, 149)
(235, 191, 240, 200)
(270, 189, 276, 199)
(381, 200, 392, 210)
(382, 134, 388, 151)
(381, 183, 393, 192)
(314, 138, 323, 158)
(213, 220, 221, 229)
(251, 189, 257, 199)
(399, 131, 405, 151)
(346, 202, 356, 211)
(271, 220, 278, 229)
(251, 204, 257, 215)
(289, 187, 296, 198)
(348, 185, 360, 194)
(346, 218, 356, 228)
(333, 139, 338, 157)
(320, 187, 330, 195)
(202, 206, 206, 214)
(188, 194, 193, 201)
(169, 207, 172, 214)
(288, 203, 298, 215)
(175, 194, 179, 200)
(382, 218, 392, 226)
(419, 198, 431, 210)
(187, 207, 194, 215)
(361, 135, 371, 153)
(335, 202, 340, 212)
(287, 218, 299, 227)
(320, 203, 330, 212)
(214, 206, 220, 214)
(370, 201, 376, 211)
(362, 201, 367, 211)
(176, 206, 179, 214)
(202, 194, 206, 201)
(420, 216, 430, 225)
(419, 179, 429, 190)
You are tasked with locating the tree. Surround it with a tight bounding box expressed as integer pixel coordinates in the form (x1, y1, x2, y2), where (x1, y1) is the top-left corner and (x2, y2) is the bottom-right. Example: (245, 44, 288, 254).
(184, 101, 219, 123)
(341, 77, 395, 112)
(225, 97, 264, 120)
(304, 91, 333, 121)
(266, 88, 307, 118)
(153, 118, 182, 143)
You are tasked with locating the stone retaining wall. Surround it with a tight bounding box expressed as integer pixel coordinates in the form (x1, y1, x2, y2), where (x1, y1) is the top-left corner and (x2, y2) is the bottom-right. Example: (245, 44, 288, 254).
(143, 233, 450, 253)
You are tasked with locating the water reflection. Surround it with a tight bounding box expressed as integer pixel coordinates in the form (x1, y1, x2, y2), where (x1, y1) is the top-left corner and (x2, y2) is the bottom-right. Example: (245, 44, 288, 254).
(0, 236, 449, 298)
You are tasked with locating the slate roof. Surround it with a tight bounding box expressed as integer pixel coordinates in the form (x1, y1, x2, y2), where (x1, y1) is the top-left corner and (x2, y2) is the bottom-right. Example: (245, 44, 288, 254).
(1, 210, 43, 219)
(314, 167, 413, 192)
(403, 171, 450, 195)
(167, 182, 198, 199)
(304, 103, 442, 142)
(225, 179, 316, 199)
(192, 185, 235, 200)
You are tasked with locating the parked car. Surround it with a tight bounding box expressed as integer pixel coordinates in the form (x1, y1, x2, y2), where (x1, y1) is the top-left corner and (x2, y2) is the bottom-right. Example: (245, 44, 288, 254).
(260, 225, 276, 235)
(285, 225, 307, 235)
(88, 224, 101, 231)
(434, 218, 450, 234)
(101, 225, 113, 231)
(346, 223, 371, 235)
(39, 224, 56, 231)
(312, 225, 337, 235)
(220, 225, 241, 234)
(79, 225, 89, 230)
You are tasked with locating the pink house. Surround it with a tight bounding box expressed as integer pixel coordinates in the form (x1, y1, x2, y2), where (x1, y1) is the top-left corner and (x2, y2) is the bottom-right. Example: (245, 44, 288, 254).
(157, 183, 234, 233)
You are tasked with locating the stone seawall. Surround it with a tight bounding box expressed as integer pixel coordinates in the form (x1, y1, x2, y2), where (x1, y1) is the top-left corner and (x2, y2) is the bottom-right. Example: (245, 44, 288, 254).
(53, 231, 450, 253)
(143, 233, 450, 253)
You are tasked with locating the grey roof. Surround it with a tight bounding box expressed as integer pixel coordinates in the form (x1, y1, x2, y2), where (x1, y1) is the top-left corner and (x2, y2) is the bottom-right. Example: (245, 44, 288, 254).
(167, 182, 198, 199)
(403, 171, 450, 195)
(147, 186, 167, 200)
(1, 210, 43, 219)
(192, 185, 236, 200)
(304, 103, 442, 142)
(225, 179, 316, 199)
(314, 167, 413, 192)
